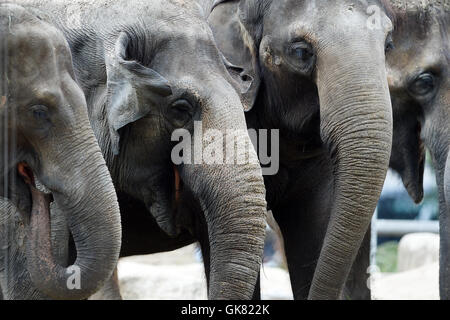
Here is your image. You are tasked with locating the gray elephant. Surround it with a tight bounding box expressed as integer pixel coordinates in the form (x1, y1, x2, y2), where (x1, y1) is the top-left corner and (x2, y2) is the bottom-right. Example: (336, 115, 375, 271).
(386, 0, 449, 299)
(0, 3, 122, 299)
(209, 0, 395, 299)
(20, 0, 268, 299)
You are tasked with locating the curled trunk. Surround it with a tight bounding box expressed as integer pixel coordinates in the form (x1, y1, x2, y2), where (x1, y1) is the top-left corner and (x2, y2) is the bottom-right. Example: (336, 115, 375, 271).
(26, 137, 122, 300)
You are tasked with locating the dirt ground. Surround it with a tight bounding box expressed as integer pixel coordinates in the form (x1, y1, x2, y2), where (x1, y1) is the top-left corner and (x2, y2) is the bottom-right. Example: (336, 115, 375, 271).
(117, 244, 439, 300)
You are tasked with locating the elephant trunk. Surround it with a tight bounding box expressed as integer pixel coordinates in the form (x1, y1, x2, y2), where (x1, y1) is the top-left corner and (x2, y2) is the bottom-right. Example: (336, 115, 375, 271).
(441, 150, 450, 299)
(309, 42, 393, 299)
(25, 132, 122, 300)
(423, 82, 449, 299)
(429, 141, 450, 299)
(445, 151, 449, 210)
(181, 90, 267, 299)
(426, 145, 450, 299)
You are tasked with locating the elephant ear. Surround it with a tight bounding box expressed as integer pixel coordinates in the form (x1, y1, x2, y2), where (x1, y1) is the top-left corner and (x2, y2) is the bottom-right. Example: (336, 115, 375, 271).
(209, 0, 261, 111)
(219, 52, 258, 111)
(237, 0, 270, 45)
(389, 106, 425, 203)
(105, 32, 172, 155)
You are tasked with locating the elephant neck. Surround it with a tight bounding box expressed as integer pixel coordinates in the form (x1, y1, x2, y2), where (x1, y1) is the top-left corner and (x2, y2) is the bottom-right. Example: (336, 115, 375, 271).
(246, 97, 326, 167)
(279, 135, 326, 165)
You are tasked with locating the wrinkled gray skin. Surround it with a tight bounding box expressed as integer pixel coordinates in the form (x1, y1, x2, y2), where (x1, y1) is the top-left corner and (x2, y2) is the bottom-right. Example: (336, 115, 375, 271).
(209, 0, 394, 299)
(19, 0, 267, 300)
(0, 3, 122, 299)
(386, 0, 449, 299)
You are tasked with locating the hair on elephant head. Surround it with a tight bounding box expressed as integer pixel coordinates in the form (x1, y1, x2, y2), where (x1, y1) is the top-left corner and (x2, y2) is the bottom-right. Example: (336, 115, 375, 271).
(0, 3, 121, 299)
(29, 0, 268, 300)
(386, 0, 449, 299)
(210, 0, 395, 299)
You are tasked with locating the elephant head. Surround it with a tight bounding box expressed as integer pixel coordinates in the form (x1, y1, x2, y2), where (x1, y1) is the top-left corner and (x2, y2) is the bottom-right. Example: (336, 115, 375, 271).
(386, 0, 449, 299)
(65, 0, 268, 299)
(209, 0, 395, 299)
(0, 4, 121, 299)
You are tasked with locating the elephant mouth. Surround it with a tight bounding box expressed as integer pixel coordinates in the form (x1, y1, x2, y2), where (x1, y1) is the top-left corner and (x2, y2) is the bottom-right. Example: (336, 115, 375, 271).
(174, 165, 182, 204)
(143, 165, 185, 237)
(17, 162, 54, 216)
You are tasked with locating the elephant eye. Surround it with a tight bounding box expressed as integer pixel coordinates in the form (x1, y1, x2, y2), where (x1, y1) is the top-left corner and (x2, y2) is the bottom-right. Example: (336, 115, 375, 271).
(171, 99, 193, 114)
(287, 41, 315, 75)
(169, 99, 193, 127)
(409, 73, 436, 96)
(385, 33, 395, 53)
(289, 42, 314, 63)
(31, 105, 50, 121)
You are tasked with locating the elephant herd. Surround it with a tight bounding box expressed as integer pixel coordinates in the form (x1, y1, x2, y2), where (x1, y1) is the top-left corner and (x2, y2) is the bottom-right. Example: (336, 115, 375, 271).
(0, 0, 448, 300)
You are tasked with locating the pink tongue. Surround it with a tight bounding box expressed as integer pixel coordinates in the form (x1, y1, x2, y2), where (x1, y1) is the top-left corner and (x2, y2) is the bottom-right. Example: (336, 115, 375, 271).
(30, 185, 52, 217)
(17, 162, 53, 206)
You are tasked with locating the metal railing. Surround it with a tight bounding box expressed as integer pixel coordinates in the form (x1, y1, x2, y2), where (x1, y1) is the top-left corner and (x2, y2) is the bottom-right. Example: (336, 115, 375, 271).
(376, 219, 439, 237)
(370, 208, 439, 267)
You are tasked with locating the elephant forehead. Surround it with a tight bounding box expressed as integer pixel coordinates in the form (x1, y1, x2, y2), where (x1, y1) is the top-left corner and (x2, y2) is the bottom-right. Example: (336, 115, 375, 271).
(267, 0, 389, 23)
(145, 29, 226, 85)
(135, 0, 209, 35)
(149, 10, 214, 45)
(387, 22, 443, 87)
(167, 0, 203, 13)
(267, 0, 391, 45)
(7, 23, 71, 83)
(390, 0, 450, 11)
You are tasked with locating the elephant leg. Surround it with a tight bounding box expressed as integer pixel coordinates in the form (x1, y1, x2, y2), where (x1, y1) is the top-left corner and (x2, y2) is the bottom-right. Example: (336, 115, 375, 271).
(0, 285, 3, 300)
(89, 268, 122, 300)
(274, 205, 328, 300)
(343, 229, 371, 300)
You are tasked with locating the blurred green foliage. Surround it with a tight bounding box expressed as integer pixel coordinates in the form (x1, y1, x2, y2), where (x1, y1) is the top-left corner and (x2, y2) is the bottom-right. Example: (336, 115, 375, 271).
(376, 241, 398, 273)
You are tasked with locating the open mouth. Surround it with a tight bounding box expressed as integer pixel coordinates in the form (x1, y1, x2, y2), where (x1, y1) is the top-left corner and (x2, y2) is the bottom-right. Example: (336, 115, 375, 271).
(17, 162, 54, 212)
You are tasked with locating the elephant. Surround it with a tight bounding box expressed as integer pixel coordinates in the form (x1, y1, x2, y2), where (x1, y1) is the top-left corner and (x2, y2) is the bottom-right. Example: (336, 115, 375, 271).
(208, 0, 395, 299)
(386, 0, 449, 299)
(19, 0, 268, 299)
(0, 3, 122, 299)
